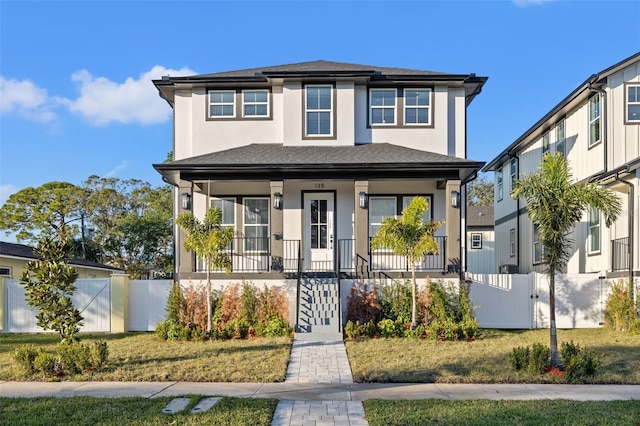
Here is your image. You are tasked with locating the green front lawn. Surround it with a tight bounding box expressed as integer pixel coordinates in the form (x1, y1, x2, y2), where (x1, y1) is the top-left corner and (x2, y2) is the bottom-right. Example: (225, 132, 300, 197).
(0, 333, 291, 382)
(0, 396, 277, 426)
(363, 399, 640, 426)
(346, 328, 640, 383)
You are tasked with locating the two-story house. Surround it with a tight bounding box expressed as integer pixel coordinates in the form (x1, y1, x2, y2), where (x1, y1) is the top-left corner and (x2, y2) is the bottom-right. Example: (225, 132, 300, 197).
(153, 60, 487, 332)
(484, 52, 640, 281)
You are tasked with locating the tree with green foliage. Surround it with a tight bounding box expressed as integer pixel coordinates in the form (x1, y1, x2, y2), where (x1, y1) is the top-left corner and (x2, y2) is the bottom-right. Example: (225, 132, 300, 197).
(467, 172, 494, 206)
(20, 237, 83, 342)
(371, 196, 444, 328)
(176, 207, 234, 332)
(0, 182, 85, 244)
(512, 152, 621, 365)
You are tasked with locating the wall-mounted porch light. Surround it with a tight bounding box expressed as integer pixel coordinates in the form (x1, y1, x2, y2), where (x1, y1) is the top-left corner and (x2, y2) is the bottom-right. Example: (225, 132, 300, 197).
(180, 192, 191, 210)
(451, 191, 461, 209)
(273, 192, 283, 210)
(359, 191, 368, 209)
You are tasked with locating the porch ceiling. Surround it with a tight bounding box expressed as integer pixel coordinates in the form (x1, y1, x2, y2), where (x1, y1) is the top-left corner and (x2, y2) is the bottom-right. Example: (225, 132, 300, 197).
(154, 143, 485, 185)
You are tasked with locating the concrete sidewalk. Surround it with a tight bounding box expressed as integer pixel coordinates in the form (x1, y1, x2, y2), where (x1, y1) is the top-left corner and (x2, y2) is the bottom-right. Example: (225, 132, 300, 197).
(1, 381, 639, 401)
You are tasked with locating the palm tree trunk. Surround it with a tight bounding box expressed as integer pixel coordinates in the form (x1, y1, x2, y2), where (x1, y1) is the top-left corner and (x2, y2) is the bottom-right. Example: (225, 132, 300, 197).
(206, 262, 212, 333)
(549, 270, 559, 366)
(411, 265, 417, 329)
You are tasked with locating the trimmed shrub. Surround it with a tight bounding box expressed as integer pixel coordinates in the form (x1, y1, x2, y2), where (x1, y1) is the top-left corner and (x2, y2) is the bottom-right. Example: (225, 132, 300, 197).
(12, 344, 38, 376)
(347, 280, 381, 324)
(166, 283, 186, 323)
(57, 341, 91, 374)
(344, 320, 361, 339)
(605, 280, 638, 332)
(528, 343, 550, 375)
(89, 340, 109, 368)
(377, 319, 397, 337)
(379, 280, 412, 323)
(510, 346, 531, 371)
(561, 341, 601, 383)
(33, 351, 57, 378)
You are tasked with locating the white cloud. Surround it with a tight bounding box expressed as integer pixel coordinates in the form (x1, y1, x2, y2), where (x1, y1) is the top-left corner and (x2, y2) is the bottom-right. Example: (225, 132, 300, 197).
(512, 0, 557, 6)
(105, 160, 131, 178)
(0, 184, 18, 206)
(67, 65, 194, 125)
(0, 77, 59, 122)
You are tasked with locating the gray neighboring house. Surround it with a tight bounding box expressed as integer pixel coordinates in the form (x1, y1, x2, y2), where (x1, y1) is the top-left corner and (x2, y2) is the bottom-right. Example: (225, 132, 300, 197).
(466, 206, 495, 274)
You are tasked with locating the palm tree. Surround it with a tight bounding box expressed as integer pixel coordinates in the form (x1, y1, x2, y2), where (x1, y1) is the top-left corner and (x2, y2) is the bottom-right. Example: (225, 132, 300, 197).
(176, 207, 234, 333)
(371, 196, 444, 328)
(512, 152, 621, 365)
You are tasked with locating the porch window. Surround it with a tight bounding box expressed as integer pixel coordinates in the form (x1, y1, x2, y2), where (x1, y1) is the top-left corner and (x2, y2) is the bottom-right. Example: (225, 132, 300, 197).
(588, 206, 600, 253)
(305, 85, 333, 136)
(243, 198, 269, 252)
(404, 89, 431, 125)
(626, 84, 640, 123)
(471, 233, 482, 249)
(588, 94, 601, 146)
(542, 131, 550, 157)
(243, 90, 269, 117)
(497, 167, 503, 202)
(208, 90, 235, 118)
(370, 89, 396, 125)
(402, 196, 432, 221)
(210, 197, 236, 227)
(555, 119, 565, 158)
(369, 197, 396, 238)
(533, 223, 543, 264)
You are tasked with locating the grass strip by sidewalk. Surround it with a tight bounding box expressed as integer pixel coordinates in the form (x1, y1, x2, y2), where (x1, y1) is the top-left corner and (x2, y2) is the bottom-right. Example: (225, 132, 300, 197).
(346, 328, 640, 383)
(0, 333, 291, 382)
(364, 399, 640, 426)
(0, 396, 277, 426)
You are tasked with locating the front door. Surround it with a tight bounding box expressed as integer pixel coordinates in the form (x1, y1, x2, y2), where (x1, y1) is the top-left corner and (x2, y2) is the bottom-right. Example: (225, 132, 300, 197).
(303, 192, 334, 271)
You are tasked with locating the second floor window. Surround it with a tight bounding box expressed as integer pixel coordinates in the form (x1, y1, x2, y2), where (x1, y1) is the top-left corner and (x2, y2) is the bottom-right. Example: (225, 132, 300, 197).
(497, 167, 503, 202)
(510, 158, 517, 190)
(370, 89, 397, 125)
(305, 85, 333, 136)
(588, 94, 601, 146)
(627, 84, 640, 123)
(243, 90, 269, 117)
(209, 90, 235, 118)
(542, 131, 550, 157)
(555, 119, 566, 157)
(471, 233, 482, 249)
(404, 89, 431, 125)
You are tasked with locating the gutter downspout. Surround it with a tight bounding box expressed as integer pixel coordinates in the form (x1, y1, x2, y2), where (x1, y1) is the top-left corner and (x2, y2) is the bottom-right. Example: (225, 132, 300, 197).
(588, 77, 608, 177)
(507, 152, 521, 273)
(614, 173, 634, 285)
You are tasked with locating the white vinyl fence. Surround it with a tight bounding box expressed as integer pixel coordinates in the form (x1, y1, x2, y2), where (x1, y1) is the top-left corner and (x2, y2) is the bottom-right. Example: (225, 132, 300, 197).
(467, 272, 622, 329)
(128, 280, 172, 331)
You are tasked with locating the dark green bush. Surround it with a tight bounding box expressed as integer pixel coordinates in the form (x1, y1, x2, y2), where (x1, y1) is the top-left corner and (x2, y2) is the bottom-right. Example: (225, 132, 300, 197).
(379, 280, 412, 323)
(364, 320, 377, 337)
(89, 340, 109, 368)
(57, 342, 91, 374)
(155, 320, 170, 340)
(12, 344, 38, 376)
(166, 283, 186, 323)
(561, 341, 601, 383)
(33, 351, 57, 378)
(528, 343, 550, 374)
(510, 346, 531, 371)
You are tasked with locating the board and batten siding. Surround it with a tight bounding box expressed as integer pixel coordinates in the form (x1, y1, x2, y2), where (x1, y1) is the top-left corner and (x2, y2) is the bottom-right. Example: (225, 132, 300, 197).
(466, 229, 494, 274)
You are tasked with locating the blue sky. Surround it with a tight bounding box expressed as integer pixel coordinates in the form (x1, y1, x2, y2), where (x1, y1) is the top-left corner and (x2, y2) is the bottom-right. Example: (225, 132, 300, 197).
(1, 0, 639, 211)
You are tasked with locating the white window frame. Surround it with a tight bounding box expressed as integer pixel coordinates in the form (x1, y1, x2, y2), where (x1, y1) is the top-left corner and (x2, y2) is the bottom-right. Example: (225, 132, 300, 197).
(588, 206, 601, 254)
(369, 196, 397, 241)
(510, 158, 517, 190)
(404, 88, 431, 125)
(471, 233, 482, 249)
(509, 228, 516, 257)
(305, 85, 333, 137)
(0, 266, 11, 278)
(533, 223, 543, 264)
(208, 90, 236, 118)
(497, 167, 503, 202)
(542, 131, 550, 157)
(369, 88, 397, 126)
(588, 94, 601, 147)
(402, 195, 433, 222)
(555, 119, 565, 157)
(242, 90, 269, 118)
(626, 83, 640, 123)
(243, 197, 270, 253)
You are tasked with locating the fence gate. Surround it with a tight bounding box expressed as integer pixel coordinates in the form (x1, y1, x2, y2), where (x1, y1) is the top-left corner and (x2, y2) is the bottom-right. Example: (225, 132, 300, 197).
(5, 278, 111, 333)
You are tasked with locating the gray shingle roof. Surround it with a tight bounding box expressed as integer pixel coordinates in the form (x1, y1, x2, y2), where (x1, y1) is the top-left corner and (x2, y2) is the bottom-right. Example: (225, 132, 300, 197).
(165, 143, 480, 167)
(190, 60, 450, 79)
(0, 241, 123, 271)
(467, 206, 494, 227)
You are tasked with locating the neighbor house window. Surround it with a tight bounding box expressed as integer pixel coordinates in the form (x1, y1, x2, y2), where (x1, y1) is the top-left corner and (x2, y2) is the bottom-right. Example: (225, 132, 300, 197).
(369, 197, 396, 238)
(404, 89, 431, 125)
(242, 90, 269, 117)
(589, 206, 601, 253)
(510, 158, 517, 190)
(627, 84, 640, 123)
(533, 223, 543, 264)
(370, 89, 397, 125)
(244, 198, 269, 252)
(542, 131, 550, 157)
(305, 85, 333, 136)
(588, 94, 601, 146)
(510, 228, 516, 257)
(471, 233, 482, 249)
(497, 167, 503, 201)
(0, 266, 11, 278)
(555, 119, 565, 157)
(208, 90, 235, 118)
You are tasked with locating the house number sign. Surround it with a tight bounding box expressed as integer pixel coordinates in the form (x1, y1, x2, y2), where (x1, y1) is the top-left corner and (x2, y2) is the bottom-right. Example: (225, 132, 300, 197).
(314, 183, 325, 189)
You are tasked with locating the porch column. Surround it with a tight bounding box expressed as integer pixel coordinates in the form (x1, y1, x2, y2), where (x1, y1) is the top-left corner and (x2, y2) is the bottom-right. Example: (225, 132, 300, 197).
(270, 181, 284, 271)
(354, 180, 369, 263)
(446, 180, 462, 272)
(177, 180, 194, 276)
